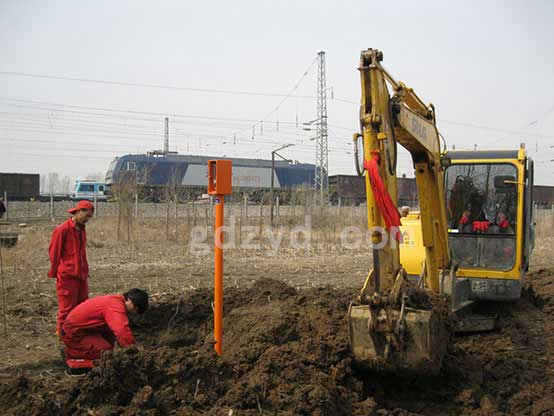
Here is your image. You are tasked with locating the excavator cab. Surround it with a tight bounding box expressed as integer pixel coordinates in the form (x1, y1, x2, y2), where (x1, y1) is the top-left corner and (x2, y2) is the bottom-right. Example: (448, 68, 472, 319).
(447, 154, 519, 271)
(441, 148, 533, 310)
(401, 148, 534, 303)
(398, 147, 534, 332)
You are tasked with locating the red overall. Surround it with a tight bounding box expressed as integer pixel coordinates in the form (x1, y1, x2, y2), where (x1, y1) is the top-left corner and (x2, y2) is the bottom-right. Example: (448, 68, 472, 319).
(62, 294, 135, 359)
(48, 218, 89, 333)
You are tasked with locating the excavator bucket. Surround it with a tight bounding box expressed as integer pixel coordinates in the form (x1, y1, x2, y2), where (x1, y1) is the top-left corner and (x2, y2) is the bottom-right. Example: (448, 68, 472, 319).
(347, 304, 448, 374)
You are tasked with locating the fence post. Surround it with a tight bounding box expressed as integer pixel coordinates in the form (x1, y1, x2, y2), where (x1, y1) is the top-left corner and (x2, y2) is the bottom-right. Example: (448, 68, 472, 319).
(174, 198, 179, 240)
(259, 197, 264, 236)
(134, 193, 139, 217)
(243, 195, 248, 218)
(276, 196, 280, 217)
(50, 191, 54, 220)
(3, 192, 7, 221)
(93, 194, 98, 218)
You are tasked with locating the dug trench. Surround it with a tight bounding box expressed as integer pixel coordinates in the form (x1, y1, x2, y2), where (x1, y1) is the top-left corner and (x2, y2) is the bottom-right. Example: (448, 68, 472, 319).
(1, 270, 554, 416)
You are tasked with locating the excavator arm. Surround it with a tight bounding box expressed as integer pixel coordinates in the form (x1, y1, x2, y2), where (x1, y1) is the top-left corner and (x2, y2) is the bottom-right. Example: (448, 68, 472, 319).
(348, 49, 451, 373)
(357, 48, 450, 292)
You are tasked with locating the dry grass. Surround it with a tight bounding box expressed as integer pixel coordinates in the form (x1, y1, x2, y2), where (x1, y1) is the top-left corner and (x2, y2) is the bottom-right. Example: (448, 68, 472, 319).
(1, 207, 552, 289)
(532, 209, 554, 269)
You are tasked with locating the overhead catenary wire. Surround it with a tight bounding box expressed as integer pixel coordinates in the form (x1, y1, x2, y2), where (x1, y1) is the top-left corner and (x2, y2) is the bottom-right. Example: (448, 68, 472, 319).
(0, 97, 301, 125)
(233, 56, 319, 138)
(0, 97, 359, 145)
(0, 113, 353, 147)
(2, 96, 548, 174)
(0, 70, 317, 99)
(0, 120, 356, 152)
(4, 96, 547, 140)
(4, 70, 550, 182)
(0, 130, 355, 155)
(0, 107, 356, 152)
(0, 110, 316, 136)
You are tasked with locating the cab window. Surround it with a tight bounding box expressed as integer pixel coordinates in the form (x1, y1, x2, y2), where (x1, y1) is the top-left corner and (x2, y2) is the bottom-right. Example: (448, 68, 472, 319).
(445, 164, 517, 235)
(444, 163, 518, 271)
(78, 184, 95, 192)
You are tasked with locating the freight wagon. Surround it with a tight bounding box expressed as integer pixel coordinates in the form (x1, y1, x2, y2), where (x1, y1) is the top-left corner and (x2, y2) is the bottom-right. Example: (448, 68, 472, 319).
(330, 174, 554, 209)
(0, 173, 40, 201)
(329, 174, 418, 206)
(534, 185, 554, 208)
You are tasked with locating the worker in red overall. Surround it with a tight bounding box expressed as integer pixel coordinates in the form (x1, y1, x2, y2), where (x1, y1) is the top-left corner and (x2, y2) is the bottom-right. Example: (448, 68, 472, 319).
(48, 200, 94, 335)
(61, 289, 149, 359)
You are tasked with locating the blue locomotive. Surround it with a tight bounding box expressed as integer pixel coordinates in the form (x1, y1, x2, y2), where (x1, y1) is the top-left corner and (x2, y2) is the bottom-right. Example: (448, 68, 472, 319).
(105, 152, 315, 200)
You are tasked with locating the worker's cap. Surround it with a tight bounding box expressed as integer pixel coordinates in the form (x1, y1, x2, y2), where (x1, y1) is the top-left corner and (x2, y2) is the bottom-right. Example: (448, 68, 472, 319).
(67, 200, 95, 214)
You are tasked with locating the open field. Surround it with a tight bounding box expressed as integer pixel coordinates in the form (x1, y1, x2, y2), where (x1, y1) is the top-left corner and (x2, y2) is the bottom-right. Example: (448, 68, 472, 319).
(0, 212, 553, 415)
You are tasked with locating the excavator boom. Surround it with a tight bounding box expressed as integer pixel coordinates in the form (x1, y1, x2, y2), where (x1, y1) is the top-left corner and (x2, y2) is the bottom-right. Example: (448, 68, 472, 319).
(348, 48, 451, 373)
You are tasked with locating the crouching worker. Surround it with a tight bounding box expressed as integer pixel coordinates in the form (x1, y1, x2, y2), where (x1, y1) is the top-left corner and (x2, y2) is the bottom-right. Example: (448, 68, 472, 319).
(61, 288, 149, 361)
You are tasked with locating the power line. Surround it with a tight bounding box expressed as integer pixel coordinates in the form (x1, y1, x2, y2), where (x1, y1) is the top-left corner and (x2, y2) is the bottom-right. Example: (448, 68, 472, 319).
(2, 139, 354, 161)
(6, 97, 542, 160)
(0, 123, 353, 153)
(332, 97, 358, 105)
(234, 55, 319, 138)
(4, 90, 552, 141)
(0, 70, 317, 99)
(0, 97, 300, 124)
(438, 118, 554, 139)
(2, 148, 114, 161)
(1, 96, 478, 152)
(0, 116, 340, 147)
(1, 138, 130, 154)
(0, 110, 309, 135)
(0, 96, 361, 134)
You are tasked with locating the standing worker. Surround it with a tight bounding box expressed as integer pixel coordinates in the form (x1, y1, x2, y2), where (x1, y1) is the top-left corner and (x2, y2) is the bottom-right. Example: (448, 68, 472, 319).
(61, 289, 148, 360)
(48, 200, 94, 336)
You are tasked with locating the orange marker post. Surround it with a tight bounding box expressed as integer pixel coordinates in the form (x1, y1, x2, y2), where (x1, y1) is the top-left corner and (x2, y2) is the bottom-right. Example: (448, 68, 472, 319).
(207, 160, 232, 356)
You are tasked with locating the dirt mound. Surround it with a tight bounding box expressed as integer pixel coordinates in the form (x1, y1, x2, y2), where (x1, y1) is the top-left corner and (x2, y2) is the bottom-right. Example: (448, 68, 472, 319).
(523, 268, 554, 313)
(1, 273, 554, 415)
(0, 280, 369, 416)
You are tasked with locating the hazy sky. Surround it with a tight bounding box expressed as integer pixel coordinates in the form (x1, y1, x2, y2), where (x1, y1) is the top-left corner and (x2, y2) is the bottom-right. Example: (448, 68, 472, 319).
(1, 0, 553, 185)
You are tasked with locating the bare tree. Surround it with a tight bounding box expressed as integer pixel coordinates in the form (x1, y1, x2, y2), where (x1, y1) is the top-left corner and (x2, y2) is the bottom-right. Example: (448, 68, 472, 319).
(111, 175, 138, 244)
(164, 167, 186, 241)
(47, 172, 59, 194)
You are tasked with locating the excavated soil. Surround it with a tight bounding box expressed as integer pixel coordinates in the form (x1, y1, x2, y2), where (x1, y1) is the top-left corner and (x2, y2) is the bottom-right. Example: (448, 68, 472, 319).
(1, 271, 554, 416)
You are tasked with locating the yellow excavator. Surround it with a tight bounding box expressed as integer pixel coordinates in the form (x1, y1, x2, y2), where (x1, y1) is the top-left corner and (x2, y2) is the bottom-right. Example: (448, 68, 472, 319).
(347, 48, 535, 373)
